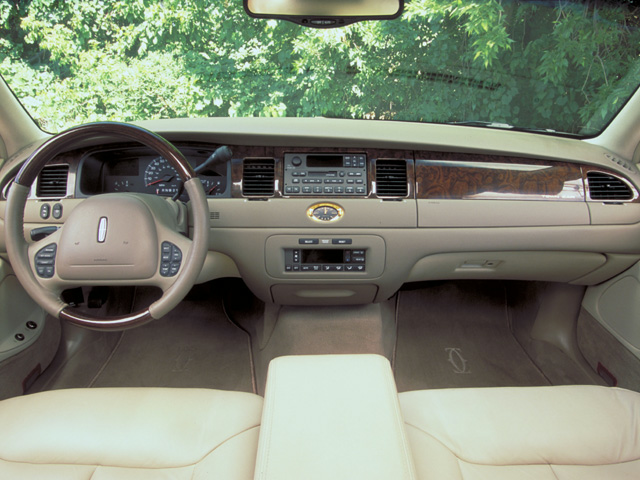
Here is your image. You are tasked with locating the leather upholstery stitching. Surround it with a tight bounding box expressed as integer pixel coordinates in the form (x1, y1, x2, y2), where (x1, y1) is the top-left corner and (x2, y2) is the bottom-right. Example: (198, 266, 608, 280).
(255, 360, 278, 479)
(0, 425, 260, 470)
(404, 423, 640, 468)
(380, 356, 417, 479)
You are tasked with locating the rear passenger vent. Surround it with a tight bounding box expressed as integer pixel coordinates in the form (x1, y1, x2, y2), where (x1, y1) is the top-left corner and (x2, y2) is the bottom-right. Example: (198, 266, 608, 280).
(376, 160, 408, 197)
(242, 159, 275, 196)
(587, 171, 634, 201)
(36, 164, 69, 198)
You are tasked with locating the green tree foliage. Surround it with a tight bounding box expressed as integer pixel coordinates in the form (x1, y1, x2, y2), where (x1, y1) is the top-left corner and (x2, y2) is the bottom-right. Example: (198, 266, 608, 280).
(0, 0, 638, 135)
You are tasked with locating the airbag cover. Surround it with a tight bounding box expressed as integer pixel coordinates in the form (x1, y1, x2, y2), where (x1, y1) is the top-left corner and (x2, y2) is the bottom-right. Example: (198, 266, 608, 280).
(56, 195, 158, 280)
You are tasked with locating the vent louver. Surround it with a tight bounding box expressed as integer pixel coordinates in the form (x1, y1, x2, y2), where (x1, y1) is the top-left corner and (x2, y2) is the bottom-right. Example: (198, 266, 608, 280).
(36, 165, 69, 198)
(242, 159, 275, 196)
(587, 171, 634, 201)
(376, 160, 408, 197)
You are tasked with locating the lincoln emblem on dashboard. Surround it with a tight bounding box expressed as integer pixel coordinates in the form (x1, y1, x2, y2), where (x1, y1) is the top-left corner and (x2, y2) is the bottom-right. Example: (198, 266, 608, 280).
(97, 217, 108, 243)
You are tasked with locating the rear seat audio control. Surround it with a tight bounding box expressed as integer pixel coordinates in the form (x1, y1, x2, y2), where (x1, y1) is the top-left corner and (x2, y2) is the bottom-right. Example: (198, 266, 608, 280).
(159, 241, 182, 277)
(34, 243, 57, 278)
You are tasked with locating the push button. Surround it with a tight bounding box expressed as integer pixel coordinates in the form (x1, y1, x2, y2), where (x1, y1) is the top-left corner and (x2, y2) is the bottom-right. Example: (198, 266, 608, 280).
(52, 203, 63, 219)
(40, 204, 50, 219)
(34, 243, 57, 278)
(159, 242, 182, 277)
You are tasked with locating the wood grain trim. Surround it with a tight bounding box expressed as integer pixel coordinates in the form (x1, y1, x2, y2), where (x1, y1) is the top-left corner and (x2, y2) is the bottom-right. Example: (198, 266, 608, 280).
(416, 157, 585, 201)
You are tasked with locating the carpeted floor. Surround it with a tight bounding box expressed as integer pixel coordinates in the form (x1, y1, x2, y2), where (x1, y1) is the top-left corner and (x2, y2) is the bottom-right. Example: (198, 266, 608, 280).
(89, 284, 254, 393)
(394, 282, 551, 392)
(252, 302, 396, 394)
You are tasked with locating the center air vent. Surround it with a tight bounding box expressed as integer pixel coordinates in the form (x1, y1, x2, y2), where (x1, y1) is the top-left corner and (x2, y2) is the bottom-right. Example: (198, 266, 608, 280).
(587, 171, 634, 201)
(376, 160, 408, 197)
(36, 164, 69, 198)
(242, 159, 275, 196)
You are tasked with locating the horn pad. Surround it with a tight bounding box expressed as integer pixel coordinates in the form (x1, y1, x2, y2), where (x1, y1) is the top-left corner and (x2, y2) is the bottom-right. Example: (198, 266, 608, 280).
(56, 194, 158, 281)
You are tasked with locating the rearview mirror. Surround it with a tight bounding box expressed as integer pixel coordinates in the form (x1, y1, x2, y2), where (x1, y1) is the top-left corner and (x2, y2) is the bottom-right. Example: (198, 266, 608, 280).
(244, 0, 403, 28)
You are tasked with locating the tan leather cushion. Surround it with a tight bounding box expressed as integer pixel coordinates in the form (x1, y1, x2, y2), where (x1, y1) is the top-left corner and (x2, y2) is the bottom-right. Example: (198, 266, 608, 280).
(399, 385, 640, 479)
(0, 388, 263, 479)
(255, 354, 417, 480)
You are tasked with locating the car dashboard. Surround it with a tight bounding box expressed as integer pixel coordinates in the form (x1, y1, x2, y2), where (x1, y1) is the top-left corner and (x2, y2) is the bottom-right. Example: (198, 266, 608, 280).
(2, 118, 640, 306)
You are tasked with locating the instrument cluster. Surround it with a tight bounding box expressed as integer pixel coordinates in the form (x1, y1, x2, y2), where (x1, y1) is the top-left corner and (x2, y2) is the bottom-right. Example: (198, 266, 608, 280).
(78, 144, 229, 200)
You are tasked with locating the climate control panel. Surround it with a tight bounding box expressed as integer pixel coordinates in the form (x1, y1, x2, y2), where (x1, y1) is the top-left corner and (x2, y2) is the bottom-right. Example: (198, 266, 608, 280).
(284, 246, 366, 273)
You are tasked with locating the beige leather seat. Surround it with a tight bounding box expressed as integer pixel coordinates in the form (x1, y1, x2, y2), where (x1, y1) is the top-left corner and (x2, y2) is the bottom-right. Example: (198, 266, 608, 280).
(0, 387, 263, 479)
(399, 385, 640, 479)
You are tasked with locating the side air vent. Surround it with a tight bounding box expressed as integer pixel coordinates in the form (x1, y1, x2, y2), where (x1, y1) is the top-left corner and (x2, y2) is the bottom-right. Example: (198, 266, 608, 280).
(242, 159, 275, 196)
(587, 171, 634, 201)
(376, 160, 408, 197)
(36, 164, 69, 198)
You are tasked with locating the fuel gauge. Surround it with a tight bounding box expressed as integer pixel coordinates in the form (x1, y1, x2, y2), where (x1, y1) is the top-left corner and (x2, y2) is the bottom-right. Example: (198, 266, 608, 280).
(112, 180, 132, 192)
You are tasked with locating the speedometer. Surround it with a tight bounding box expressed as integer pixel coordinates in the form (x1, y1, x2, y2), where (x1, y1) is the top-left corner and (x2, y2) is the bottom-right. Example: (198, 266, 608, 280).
(143, 156, 181, 196)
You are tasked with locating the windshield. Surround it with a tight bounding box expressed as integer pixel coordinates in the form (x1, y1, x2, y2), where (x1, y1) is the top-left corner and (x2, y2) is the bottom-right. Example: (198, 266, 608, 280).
(1, 0, 639, 136)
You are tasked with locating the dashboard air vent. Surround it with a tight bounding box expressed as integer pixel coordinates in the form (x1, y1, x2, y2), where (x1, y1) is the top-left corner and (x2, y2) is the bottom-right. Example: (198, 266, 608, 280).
(587, 171, 634, 201)
(36, 164, 69, 198)
(376, 160, 408, 197)
(243, 159, 275, 196)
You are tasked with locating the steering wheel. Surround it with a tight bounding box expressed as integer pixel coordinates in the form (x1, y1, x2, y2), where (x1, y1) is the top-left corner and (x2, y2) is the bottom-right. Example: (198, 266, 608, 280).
(5, 122, 209, 330)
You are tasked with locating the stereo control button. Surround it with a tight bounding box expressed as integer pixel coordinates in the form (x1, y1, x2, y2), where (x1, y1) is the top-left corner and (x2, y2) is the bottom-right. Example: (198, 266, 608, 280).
(34, 243, 57, 278)
(160, 242, 182, 277)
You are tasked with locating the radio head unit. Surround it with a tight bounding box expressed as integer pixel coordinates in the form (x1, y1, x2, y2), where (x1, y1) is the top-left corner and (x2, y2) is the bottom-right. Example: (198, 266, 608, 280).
(283, 153, 367, 196)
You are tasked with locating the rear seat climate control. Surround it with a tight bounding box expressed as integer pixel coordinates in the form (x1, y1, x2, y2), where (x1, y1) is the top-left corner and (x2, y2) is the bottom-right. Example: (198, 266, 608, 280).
(34, 243, 57, 278)
(160, 241, 182, 277)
